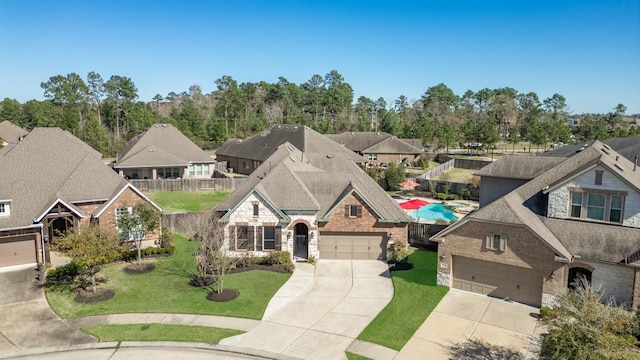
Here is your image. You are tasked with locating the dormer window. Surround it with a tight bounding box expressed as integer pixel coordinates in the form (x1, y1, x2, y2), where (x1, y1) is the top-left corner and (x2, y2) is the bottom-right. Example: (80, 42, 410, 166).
(0, 201, 10, 216)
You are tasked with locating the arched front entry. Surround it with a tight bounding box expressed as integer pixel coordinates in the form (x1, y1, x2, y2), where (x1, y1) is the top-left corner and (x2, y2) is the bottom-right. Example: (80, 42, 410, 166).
(294, 223, 308, 259)
(568, 267, 592, 289)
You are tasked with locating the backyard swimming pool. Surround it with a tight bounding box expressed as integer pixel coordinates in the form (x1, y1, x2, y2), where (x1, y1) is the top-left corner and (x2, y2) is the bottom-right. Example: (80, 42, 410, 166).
(411, 203, 458, 222)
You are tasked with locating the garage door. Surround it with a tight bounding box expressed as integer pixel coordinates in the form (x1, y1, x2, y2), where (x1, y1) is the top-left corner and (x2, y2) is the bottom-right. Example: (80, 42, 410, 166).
(0, 236, 37, 267)
(452, 256, 542, 306)
(319, 232, 385, 260)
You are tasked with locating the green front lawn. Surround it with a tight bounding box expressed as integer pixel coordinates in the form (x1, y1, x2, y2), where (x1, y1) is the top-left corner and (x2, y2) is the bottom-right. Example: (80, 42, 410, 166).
(146, 191, 229, 213)
(357, 249, 448, 350)
(46, 235, 291, 319)
(82, 324, 243, 344)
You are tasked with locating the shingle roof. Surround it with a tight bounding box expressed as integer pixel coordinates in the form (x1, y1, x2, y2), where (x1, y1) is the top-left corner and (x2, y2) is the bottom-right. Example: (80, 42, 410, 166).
(215, 141, 410, 223)
(433, 140, 640, 263)
(542, 135, 640, 163)
(216, 124, 364, 163)
(0, 128, 139, 230)
(325, 132, 423, 154)
(474, 156, 565, 179)
(0, 121, 28, 144)
(115, 124, 214, 168)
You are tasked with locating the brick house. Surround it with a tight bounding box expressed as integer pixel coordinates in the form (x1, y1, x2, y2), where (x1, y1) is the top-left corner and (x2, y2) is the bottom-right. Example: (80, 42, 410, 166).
(431, 140, 640, 308)
(325, 131, 423, 165)
(114, 123, 216, 180)
(214, 141, 410, 261)
(0, 128, 162, 268)
(215, 124, 365, 175)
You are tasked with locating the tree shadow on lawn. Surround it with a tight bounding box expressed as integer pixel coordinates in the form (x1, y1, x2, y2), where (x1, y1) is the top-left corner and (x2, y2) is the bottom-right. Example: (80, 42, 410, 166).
(448, 339, 523, 360)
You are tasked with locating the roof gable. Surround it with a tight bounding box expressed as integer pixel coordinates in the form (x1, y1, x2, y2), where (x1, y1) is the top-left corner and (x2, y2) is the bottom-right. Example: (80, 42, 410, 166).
(0, 121, 28, 144)
(115, 124, 213, 168)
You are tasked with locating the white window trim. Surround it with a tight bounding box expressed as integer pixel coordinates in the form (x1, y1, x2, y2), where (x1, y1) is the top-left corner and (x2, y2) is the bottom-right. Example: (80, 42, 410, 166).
(486, 233, 507, 252)
(569, 191, 625, 224)
(0, 200, 10, 217)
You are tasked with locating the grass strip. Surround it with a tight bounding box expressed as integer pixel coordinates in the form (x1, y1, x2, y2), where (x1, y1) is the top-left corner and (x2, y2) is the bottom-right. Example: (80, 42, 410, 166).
(357, 249, 448, 350)
(146, 191, 229, 214)
(82, 323, 243, 343)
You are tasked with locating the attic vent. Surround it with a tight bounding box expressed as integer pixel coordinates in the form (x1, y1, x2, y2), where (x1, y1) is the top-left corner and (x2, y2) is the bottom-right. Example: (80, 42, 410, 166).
(601, 147, 610, 154)
(577, 145, 586, 153)
(162, 124, 167, 127)
(326, 154, 334, 159)
(287, 144, 295, 151)
(603, 144, 612, 150)
(277, 125, 282, 129)
(289, 157, 296, 163)
(293, 126, 298, 130)
(376, 132, 380, 135)
(615, 163, 625, 171)
(351, 132, 354, 135)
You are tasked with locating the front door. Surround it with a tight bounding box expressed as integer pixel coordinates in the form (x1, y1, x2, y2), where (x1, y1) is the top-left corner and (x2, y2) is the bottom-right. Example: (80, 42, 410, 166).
(294, 223, 308, 259)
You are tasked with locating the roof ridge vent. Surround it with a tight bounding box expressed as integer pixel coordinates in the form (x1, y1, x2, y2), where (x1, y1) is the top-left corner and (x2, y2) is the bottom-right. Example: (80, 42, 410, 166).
(289, 156, 296, 163)
(603, 143, 612, 150)
(601, 147, 610, 154)
(614, 163, 624, 171)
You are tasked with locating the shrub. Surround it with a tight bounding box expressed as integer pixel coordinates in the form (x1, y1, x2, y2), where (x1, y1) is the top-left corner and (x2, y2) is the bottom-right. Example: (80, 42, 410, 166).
(159, 227, 174, 248)
(418, 156, 430, 169)
(540, 306, 554, 319)
(390, 240, 408, 263)
(461, 188, 471, 200)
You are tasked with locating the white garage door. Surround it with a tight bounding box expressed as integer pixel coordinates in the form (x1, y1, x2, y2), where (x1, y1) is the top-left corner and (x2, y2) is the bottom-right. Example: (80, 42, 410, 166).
(319, 232, 386, 260)
(0, 236, 37, 267)
(452, 256, 543, 307)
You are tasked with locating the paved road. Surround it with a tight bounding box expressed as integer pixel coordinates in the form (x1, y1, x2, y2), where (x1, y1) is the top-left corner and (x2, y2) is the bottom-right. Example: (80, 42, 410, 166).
(220, 260, 393, 360)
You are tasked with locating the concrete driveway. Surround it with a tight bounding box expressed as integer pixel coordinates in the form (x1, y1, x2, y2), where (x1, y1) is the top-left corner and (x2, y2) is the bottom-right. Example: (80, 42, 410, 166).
(220, 259, 393, 360)
(0, 266, 95, 355)
(396, 290, 544, 360)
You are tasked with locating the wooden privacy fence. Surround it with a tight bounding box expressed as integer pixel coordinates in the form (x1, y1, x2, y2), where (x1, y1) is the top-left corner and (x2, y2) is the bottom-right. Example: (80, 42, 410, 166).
(408, 222, 449, 249)
(417, 159, 454, 180)
(162, 212, 205, 233)
(129, 178, 245, 192)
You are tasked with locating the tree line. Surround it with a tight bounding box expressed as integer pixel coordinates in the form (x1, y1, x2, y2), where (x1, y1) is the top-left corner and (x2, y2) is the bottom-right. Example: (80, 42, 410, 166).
(0, 70, 636, 156)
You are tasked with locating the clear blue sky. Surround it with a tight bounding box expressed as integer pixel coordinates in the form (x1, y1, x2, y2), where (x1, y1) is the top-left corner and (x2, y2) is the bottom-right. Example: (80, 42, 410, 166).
(1, 0, 639, 114)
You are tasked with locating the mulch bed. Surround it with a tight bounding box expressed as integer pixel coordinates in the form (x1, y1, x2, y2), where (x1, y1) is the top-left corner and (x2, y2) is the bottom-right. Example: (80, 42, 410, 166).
(388, 262, 414, 271)
(229, 264, 291, 274)
(206, 289, 239, 302)
(123, 263, 156, 274)
(75, 288, 115, 303)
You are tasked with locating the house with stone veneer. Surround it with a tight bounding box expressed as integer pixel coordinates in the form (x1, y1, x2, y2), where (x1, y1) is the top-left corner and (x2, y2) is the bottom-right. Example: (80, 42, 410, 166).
(431, 140, 640, 308)
(114, 123, 216, 180)
(214, 141, 411, 261)
(0, 127, 162, 268)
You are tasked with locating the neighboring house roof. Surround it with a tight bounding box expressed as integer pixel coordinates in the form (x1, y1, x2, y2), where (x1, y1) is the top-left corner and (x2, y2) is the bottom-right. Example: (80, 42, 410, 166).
(215, 141, 410, 223)
(216, 124, 364, 163)
(0, 121, 28, 144)
(433, 140, 640, 263)
(115, 123, 214, 168)
(473, 156, 566, 180)
(542, 135, 640, 163)
(0, 127, 161, 230)
(325, 132, 423, 155)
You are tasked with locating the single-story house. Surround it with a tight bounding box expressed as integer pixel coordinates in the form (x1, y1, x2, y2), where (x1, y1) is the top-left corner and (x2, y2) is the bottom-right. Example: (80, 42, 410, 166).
(0, 127, 162, 268)
(432, 141, 640, 308)
(114, 123, 216, 179)
(325, 131, 423, 165)
(214, 139, 411, 261)
(215, 124, 365, 175)
(0, 120, 28, 146)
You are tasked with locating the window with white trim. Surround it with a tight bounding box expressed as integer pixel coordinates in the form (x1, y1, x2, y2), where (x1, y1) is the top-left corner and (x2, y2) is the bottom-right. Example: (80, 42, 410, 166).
(116, 207, 144, 241)
(486, 233, 506, 251)
(0, 202, 9, 216)
(368, 154, 378, 161)
(188, 164, 195, 176)
(569, 190, 624, 224)
(204, 164, 210, 175)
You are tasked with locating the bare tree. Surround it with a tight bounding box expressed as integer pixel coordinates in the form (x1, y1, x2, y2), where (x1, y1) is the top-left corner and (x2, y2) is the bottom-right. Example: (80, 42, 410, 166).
(181, 211, 237, 294)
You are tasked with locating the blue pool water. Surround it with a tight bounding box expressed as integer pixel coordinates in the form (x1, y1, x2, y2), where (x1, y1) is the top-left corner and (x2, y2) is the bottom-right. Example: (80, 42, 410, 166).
(411, 203, 458, 222)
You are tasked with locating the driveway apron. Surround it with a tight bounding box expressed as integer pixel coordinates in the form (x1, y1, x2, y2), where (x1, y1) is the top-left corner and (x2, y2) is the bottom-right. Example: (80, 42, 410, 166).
(395, 290, 543, 359)
(0, 266, 96, 354)
(220, 260, 393, 360)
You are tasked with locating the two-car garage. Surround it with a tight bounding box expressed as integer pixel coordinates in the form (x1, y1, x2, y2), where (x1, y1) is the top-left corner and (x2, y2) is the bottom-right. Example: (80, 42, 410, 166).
(0, 235, 38, 267)
(318, 232, 386, 260)
(452, 256, 543, 307)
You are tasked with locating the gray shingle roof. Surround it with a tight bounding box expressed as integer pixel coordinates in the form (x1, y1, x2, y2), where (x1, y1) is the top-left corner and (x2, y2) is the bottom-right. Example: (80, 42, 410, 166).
(542, 135, 640, 163)
(474, 156, 565, 179)
(433, 140, 640, 264)
(0, 128, 134, 230)
(0, 121, 28, 144)
(325, 132, 423, 154)
(215, 141, 410, 223)
(115, 124, 214, 168)
(216, 124, 365, 163)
